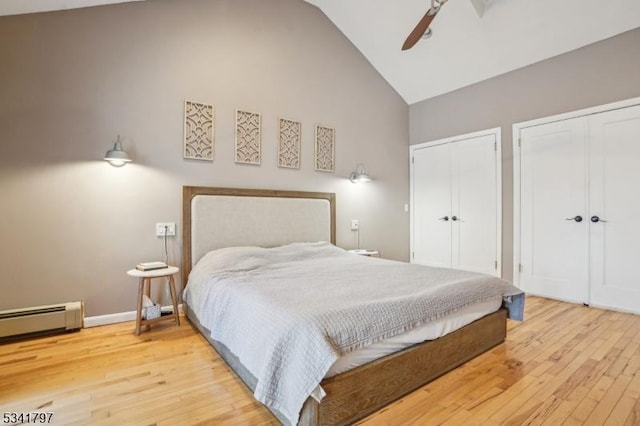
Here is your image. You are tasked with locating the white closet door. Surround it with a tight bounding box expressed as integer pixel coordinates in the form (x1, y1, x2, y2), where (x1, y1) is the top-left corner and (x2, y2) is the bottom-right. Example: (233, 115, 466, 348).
(451, 134, 497, 275)
(519, 118, 589, 303)
(589, 104, 640, 313)
(412, 143, 452, 268)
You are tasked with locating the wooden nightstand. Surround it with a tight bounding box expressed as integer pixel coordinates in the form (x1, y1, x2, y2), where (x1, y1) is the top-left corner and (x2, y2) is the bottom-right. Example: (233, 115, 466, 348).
(127, 266, 180, 335)
(348, 249, 380, 257)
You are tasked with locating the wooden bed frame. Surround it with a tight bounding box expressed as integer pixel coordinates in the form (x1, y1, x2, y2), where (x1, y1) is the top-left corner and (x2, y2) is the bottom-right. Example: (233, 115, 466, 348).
(182, 186, 507, 426)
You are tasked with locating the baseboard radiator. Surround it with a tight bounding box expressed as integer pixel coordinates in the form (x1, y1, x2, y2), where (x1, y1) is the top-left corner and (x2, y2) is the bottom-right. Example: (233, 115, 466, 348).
(0, 301, 83, 342)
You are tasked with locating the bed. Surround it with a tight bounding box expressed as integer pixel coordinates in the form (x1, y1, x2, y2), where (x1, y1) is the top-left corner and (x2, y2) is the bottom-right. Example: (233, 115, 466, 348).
(181, 186, 523, 426)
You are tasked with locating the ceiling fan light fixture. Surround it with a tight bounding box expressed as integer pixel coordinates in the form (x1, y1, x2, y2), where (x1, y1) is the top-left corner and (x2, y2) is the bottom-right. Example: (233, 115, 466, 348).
(421, 28, 433, 40)
(401, 0, 446, 50)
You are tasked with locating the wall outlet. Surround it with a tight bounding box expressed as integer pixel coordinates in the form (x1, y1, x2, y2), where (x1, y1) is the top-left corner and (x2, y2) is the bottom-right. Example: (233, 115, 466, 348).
(351, 219, 359, 231)
(156, 222, 176, 237)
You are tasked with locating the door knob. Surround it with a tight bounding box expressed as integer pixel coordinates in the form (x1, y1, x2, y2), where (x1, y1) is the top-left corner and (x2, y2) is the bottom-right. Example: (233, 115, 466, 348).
(591, 215, 607, 223)
(565, 215, 583, 223)
(451, 216, 459, 221)
(438, 216, 449, 221)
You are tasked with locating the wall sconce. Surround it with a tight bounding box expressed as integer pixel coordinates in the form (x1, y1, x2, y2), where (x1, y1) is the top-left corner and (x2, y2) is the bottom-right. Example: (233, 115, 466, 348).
(349, 163, 372, 183)
(104, 135, 132, 167)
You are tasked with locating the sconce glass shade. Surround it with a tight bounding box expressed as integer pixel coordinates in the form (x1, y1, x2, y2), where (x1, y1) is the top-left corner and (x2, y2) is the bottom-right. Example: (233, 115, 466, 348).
(349, 163, 372, 183)
(104, 138, 132, 167)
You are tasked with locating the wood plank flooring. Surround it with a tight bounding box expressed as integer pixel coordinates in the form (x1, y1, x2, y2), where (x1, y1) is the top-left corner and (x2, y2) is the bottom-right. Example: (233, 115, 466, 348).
(1, 296, 639, 425)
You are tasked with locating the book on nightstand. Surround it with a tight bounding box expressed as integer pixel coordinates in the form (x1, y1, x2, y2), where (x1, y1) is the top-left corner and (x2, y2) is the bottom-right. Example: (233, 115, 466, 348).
(136, 261, 168, 271)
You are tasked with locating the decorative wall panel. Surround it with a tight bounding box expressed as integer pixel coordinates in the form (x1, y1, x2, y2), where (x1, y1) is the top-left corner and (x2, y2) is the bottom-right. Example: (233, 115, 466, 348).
(278, 118, 301, 169)
(184, 100, 214, 161)
(314, 125, 335, 172)
(235, 110, 261, 165)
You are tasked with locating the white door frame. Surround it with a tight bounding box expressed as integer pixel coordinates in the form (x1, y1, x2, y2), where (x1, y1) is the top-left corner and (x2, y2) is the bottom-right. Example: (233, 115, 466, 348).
(512, 96, 640, 287)
(409, 127, 502, 277)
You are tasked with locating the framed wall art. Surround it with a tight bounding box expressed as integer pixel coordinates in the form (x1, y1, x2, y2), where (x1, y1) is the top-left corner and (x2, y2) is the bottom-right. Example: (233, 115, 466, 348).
(314, 124, 335, 172)
(235, 109, 261, 165)
(183, 100, 214, 161)
(278, 118, 301, 169)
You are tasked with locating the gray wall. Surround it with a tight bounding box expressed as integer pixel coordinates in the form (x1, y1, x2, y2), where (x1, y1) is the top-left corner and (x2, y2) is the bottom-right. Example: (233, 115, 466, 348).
(0, 0, 409, 316)
(410, 28, 640, 281)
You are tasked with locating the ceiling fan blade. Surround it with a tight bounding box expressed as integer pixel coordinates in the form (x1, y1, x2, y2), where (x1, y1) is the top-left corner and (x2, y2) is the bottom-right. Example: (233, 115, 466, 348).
(402, 10, 438, 51)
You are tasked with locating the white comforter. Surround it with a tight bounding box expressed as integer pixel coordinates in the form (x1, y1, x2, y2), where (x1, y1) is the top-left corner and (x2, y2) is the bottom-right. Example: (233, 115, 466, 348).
(183, 242, 523, 425)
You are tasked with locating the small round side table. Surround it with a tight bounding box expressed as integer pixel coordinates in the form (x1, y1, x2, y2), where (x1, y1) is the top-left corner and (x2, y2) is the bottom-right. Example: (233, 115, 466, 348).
(127, 266, 180, 335)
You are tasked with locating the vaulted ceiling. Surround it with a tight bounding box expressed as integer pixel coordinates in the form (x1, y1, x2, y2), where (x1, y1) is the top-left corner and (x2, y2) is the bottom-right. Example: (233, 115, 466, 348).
(2, 0, 640, 104)
(306, 0, 640, 104)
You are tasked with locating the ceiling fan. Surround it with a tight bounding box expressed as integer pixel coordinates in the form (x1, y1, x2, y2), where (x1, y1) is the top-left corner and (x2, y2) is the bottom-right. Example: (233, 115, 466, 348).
(402, 0, 449, 51)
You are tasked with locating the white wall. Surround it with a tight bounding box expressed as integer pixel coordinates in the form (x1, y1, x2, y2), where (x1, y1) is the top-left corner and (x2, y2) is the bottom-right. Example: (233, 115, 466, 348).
(0, 0, 409, 316)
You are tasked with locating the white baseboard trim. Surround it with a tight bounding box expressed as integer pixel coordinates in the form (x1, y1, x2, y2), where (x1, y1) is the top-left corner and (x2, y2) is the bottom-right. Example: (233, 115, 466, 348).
(84, 304, 183, 328)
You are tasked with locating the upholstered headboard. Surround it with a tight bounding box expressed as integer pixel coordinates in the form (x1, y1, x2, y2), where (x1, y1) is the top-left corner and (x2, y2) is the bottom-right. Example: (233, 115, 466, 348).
(182, 187, 336, 285)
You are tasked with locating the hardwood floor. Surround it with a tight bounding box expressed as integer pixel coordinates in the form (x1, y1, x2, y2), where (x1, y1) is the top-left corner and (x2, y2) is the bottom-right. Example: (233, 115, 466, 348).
(1, 296, 639, 425)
